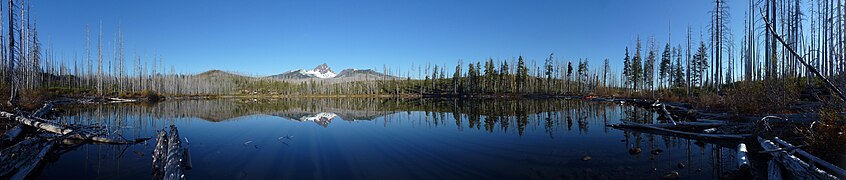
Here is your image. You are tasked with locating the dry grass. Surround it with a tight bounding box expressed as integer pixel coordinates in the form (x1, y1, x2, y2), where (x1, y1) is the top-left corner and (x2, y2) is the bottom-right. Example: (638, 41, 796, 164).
(724, 79, 800, 114)
(797, 108, 846, 163)
(695, 91, 724, 109)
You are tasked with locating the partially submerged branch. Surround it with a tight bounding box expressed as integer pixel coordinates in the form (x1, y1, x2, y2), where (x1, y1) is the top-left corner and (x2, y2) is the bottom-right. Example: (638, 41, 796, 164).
(609, 121, 750, 140)
(0, 111, 148, 144)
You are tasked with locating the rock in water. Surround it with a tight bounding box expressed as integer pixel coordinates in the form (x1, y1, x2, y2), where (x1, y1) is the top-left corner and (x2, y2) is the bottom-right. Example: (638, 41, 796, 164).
(662, 171, 680, 180)
(629, 147, 642, 155)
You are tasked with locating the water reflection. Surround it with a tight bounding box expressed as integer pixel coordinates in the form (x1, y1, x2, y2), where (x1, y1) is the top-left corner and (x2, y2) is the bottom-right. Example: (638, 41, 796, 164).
(33, 98, 743, 179)
(58, 98, 623, 136)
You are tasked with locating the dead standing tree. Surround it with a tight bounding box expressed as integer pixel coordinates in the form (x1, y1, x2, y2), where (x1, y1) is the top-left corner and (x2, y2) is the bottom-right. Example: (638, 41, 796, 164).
(759, 7, 846, 102)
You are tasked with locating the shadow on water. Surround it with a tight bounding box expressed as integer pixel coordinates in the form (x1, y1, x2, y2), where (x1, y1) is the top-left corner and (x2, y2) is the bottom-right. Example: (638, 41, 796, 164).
(29, 98, 742, 179)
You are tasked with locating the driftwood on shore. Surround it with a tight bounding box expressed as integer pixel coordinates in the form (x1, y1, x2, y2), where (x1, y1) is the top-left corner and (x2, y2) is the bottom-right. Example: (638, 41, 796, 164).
(757, 137, 837, 179)
(153, 125, 190, 180)
(609, 121, 750, 140)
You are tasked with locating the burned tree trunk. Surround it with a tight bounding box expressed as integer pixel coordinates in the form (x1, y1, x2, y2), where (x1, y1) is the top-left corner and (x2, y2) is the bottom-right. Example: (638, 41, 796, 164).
(153, 125, 190, 180)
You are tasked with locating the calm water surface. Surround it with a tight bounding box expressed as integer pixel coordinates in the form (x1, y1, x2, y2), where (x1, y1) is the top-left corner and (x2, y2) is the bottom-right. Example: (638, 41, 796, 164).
(33, 98, 741, 179)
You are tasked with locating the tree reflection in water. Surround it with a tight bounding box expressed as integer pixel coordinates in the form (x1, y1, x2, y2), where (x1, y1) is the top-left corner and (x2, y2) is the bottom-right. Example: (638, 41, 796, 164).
(37, 98, 742, 179)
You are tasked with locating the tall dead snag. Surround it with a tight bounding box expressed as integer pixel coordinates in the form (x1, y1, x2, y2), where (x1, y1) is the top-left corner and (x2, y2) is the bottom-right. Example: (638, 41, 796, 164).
(759, 7, 846, 102)
(6, 0, 16, 107)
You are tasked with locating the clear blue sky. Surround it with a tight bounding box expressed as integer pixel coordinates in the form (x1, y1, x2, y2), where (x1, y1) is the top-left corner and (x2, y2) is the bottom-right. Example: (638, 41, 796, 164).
(33, 0, 747, 76)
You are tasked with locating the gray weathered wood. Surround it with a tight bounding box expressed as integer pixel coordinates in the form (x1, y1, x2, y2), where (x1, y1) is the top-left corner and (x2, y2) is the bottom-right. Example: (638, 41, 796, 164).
(773, 137, 846, 178)
(757, 137, 837, 179)
(1, 111, 145, 144)
(610, 121, 749, 140)
(152, 130, 168, 180)
(738, 143, 750, 170)
(153, 125, 188, 180)
(769, 159, 784, 180)
(0, 138, 54, 179)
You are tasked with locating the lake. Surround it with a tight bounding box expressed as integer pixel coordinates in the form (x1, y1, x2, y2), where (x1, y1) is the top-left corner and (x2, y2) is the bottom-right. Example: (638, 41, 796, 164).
(33, 98, 741, 179)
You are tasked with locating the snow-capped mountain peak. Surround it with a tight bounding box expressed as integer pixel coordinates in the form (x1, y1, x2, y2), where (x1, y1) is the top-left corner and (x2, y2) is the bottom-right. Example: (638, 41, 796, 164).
(297, 63, 337, 78)
(268, 63, 398, 80)
(313, 63, 334, 74)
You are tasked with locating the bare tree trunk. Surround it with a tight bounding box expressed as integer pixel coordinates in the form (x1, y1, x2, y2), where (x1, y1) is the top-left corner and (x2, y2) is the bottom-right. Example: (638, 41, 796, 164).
(7, 0, 16, 107)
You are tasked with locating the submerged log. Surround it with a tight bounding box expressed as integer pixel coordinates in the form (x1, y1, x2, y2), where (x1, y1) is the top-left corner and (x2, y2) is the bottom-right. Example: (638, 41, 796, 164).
(769, 159, 784, 180)
(0, 111, 147, 144)
(772, 137, 846, 178)
(641, 121, 726, 129)
(0, 138, 55, 179)
(1, 124, 25, 143)
(183, 138, 192, 170)
(609, 121, 749, 140)
(757, 137, 837, 179)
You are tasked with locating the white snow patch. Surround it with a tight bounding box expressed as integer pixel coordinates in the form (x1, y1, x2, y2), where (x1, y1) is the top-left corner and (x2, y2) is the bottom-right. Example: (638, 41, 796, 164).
(297, 69, 337, 78)
(300, 112, 338, 121)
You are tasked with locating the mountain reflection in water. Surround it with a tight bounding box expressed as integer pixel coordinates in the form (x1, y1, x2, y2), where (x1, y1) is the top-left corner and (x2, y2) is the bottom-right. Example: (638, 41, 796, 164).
(31, 98, 741, 179)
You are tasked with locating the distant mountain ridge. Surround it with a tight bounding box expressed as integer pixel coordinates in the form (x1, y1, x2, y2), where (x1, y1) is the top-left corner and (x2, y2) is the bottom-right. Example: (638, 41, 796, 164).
(268, 63, 398, 81)
(194, 64, 398, 83)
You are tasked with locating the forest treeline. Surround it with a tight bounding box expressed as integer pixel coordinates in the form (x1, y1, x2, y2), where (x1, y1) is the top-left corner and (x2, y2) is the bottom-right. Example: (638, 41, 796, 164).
(615, 0, 846, 113)
(1, 0, 845, 113)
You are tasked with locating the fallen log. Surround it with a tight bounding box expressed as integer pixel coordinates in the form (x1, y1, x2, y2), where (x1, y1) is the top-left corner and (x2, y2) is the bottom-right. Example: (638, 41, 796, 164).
(1, 124, 25, 143)
(1, 102, 54, 144)
(164, 125, 185, 180)
(0, 111, 147, 144)
(738, 143, 750, 170)
(609, 121, 750, 140)
(651, 102, 677, 125)
(757, 137, 837, 179)
(152, 130, 168, 179)
(0, 138, 54, 179)
(107, 97, 137, 103)
(153, 125, 189, 180)
(641, 121, 726, 129)
(773, 137, 846, 178)
(32, 102, 54, 118)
